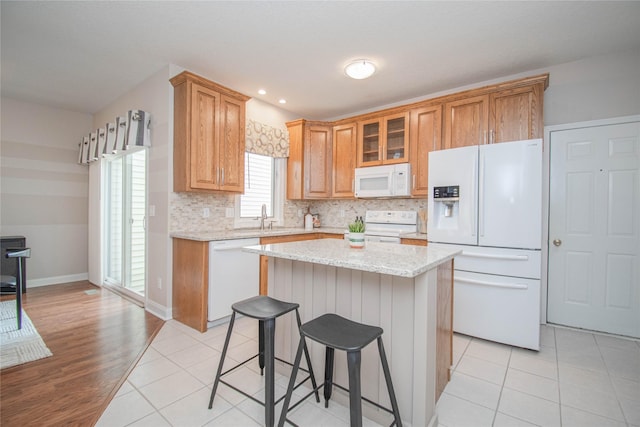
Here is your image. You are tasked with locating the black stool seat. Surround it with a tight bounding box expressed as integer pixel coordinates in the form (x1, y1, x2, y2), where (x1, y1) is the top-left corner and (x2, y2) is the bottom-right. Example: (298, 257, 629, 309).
(232, 295, 299, 320)
(279, 313, 403, 427)
(302, 313, 382, 351)
(208, 295, 319, 427)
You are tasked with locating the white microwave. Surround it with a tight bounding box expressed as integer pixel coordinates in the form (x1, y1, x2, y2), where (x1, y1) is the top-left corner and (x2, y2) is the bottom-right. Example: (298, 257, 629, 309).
(354, 163, 412, 198)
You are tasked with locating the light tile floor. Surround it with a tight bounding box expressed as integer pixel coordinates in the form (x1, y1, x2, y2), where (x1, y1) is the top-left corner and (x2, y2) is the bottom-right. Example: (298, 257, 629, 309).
(97, 319, 640, 427)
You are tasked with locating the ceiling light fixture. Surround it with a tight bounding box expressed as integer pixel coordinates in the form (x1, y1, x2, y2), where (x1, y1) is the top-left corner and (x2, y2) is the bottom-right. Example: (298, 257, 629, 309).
(258, 89, 266, 95)
(278, 99, 286, 104)
(344, 59, 376, 80)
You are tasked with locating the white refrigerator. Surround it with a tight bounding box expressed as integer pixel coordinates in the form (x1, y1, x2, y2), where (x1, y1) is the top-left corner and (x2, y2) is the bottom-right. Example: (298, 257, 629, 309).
(427, 139, 542, 350)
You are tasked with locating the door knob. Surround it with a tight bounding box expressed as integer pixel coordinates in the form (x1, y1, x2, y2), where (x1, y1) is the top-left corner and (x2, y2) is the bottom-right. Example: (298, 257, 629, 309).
(553, 239, 562, 247)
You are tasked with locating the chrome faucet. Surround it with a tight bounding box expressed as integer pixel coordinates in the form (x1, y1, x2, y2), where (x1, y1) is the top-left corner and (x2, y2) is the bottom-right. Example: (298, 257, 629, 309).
(259, 204, 268, 230)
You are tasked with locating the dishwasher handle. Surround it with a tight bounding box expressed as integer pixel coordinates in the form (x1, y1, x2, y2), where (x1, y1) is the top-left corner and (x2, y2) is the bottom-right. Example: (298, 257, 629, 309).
(211, 240, 259, 251)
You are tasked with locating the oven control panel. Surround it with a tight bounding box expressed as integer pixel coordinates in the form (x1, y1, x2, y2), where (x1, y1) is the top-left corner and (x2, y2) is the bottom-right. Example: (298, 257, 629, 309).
(365, 210, 417, 225)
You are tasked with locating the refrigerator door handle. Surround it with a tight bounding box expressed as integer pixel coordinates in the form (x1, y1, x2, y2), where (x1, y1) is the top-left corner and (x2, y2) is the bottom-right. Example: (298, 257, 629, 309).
(457, 277, 529, 290)
(472, 152, 478, 237)
(478, 151, 485, 238)
(460, 252, 529, 261)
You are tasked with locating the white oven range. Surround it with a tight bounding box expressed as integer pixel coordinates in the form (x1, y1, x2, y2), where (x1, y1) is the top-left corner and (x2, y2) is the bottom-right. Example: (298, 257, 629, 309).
(363, 210, 418, 244)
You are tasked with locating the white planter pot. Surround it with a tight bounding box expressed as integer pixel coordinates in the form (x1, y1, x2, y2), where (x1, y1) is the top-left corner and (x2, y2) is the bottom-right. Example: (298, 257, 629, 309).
(348, 232, 365, 249)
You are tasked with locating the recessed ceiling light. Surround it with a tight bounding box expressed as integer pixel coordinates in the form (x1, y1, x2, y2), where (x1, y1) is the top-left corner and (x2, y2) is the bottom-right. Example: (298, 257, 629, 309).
(258, 89, 266, 95)
(345, 59, 376, 80)
(278, 99, 286, 104)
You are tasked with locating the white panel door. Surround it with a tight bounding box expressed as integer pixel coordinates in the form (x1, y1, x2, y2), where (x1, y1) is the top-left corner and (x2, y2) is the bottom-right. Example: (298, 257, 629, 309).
(548, 121, 640, 337)
(479, 139, 542, 249)
(427, 145, 478, 245)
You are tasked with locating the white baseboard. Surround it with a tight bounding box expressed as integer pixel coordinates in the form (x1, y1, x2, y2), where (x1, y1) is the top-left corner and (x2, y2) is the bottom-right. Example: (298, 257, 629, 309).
(28, 273, 89, 288)
(145, 299, 171, 321)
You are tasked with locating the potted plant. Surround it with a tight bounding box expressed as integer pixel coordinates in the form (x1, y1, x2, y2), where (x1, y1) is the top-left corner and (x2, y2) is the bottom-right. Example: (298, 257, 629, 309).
(348, 217, 366, 248)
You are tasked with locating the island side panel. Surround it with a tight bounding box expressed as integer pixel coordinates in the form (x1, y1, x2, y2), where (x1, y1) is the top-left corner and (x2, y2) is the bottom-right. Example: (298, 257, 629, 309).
(172, 238, 208, 332)
(436, 259, 454, 401)
(412, 267, 438, 427)
(268, 256, 439, 426)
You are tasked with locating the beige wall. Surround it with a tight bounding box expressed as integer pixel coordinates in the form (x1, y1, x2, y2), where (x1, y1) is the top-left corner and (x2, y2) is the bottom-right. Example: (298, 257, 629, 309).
(0, 98, 92, 285)
(90, 65, 174, 319)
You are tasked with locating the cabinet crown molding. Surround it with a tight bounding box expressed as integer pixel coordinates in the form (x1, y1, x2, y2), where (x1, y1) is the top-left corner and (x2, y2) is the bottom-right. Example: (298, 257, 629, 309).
(170, 70, 251, 102)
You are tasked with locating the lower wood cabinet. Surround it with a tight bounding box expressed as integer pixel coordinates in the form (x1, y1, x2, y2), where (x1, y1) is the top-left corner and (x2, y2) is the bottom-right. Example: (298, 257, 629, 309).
(400, 237, 428, 246)
(172, 238, 209, 332)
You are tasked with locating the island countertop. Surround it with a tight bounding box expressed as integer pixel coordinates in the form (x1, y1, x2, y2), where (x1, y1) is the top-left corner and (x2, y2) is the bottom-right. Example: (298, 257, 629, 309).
(244, 238, 460, 278)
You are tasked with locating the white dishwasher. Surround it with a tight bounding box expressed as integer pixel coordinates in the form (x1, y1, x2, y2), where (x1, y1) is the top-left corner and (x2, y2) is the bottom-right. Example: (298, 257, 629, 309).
(208, 238, 260, 322)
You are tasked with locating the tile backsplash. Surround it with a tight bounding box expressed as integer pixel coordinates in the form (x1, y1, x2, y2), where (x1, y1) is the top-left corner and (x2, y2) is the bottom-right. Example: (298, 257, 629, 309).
(307, 198, 427, 229)
(170, 192, 427, 233)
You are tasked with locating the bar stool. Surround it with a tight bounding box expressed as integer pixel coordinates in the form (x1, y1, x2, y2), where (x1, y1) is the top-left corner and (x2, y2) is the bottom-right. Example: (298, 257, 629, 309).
(208, 295, 319, 427)
(278, 313, 403, 427)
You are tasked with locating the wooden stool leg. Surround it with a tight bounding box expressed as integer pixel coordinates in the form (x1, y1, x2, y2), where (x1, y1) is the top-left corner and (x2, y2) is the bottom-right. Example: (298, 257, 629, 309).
(208, 312, 236, 409)
(377, 337, 402, 427)
(346, 350, 363, 427)
(324, 346, 334, 408)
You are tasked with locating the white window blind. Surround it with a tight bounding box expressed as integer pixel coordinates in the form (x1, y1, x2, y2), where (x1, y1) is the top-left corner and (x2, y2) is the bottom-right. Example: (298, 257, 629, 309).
(240, 153, 274, 218)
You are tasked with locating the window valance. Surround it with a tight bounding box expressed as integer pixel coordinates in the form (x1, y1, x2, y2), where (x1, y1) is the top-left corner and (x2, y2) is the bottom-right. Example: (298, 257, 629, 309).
(77, 110, 151, 165)
(245, 119, 289, 158)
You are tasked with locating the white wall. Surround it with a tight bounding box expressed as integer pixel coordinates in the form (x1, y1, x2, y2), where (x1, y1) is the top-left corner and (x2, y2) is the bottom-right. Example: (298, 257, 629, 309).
(90, 65, 173, 319)
(0, 97, 92, 285)
(542, 47, 640, 125)
(246, 98, 298, 129)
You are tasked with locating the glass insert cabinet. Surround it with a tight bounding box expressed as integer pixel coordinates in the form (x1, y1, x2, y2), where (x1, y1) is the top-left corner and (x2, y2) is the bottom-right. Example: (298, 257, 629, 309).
(357, 112, 409, 166)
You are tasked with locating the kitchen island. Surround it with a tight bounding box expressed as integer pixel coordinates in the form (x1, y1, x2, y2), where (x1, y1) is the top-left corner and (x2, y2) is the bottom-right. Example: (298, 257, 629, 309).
(244, 239, 459, 427)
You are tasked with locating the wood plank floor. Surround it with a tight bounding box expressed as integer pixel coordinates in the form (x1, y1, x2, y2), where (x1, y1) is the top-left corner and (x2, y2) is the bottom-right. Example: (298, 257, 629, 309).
(0, 281, 164, 426)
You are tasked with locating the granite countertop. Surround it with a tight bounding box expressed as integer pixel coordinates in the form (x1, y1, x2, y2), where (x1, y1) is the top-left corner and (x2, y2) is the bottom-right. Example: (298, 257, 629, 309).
(170, 227, 347, 242)
(244, 238, 460, 278)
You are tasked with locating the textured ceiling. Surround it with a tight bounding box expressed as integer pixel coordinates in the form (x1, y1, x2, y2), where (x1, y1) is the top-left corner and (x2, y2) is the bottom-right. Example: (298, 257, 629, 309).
(2, 1, 640, 120)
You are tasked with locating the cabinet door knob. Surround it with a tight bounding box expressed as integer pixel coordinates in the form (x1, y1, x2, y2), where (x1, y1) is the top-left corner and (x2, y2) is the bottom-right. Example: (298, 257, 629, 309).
(553, 239, 562, 247)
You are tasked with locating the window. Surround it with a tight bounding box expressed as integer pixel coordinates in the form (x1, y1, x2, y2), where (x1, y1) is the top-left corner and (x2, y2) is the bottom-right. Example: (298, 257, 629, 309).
(234, 153, 285, 228)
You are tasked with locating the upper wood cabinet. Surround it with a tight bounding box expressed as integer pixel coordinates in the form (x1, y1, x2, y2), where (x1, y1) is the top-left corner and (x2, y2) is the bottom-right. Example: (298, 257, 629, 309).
(286, 120, 332, 200)
(489, 84, 544, 143)
(332, 123, 357, 198)
(443, 95, 489, 149)
(410, 105, 442, 196)
(444, 75, 548, 148)
(171, 71, 249, 193)
(286, 74, 547, 198)
(357, 112, 409, 167)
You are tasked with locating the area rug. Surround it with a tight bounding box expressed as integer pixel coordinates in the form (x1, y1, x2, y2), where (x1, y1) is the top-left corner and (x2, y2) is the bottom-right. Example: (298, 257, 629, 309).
(0, 300, 52, 369)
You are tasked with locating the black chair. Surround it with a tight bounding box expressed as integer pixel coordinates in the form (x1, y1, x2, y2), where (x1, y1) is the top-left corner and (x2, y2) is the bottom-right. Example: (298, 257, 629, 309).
(208, 295, 320, 427)
(4, 248, 31, 329)
(278, 313, 403, 427)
